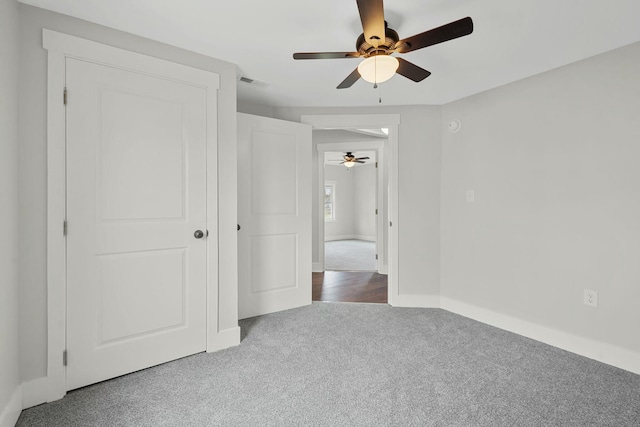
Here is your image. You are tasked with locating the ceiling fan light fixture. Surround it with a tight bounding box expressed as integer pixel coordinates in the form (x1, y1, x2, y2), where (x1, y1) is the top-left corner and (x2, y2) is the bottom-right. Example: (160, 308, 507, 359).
(344, 161, 356, 168)
(357, 55, 399, 84)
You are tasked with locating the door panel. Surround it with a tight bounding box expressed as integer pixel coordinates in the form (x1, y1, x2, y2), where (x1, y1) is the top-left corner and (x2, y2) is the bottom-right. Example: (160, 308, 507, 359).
(66, 58, 207, 390)
(238, 113, 312, 319)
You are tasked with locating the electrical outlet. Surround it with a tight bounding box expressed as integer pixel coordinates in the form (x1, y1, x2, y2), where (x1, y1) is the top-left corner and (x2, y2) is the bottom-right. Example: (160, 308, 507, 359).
(583, 289, 598, 308)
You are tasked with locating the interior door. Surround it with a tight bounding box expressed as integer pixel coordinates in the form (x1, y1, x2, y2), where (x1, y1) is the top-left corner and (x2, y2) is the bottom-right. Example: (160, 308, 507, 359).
(237, 113, 312, 319)
(66, 57, 208, 390)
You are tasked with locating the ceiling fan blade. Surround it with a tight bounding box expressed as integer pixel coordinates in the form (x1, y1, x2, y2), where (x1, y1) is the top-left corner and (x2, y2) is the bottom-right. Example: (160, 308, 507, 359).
(395, 17, 473, 54)
(337, 67, 361, 89)
(396, 58, 431, 82)
(356, 0, 386, 48)
(293, 52, 360, 60)
(355, 160, 366, 163)
(355, 157, 370, 160)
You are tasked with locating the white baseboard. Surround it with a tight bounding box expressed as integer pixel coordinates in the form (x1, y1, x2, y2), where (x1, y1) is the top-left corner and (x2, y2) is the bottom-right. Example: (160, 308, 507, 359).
(390, 294, 440, 308)
(440, 297, 640, 375)
(0, 386, 21, 427)
(324, 235, 376, 242)
(324, 235, 357, 241)
(21, 377, 49, 409)
(208, 326, 241, 352)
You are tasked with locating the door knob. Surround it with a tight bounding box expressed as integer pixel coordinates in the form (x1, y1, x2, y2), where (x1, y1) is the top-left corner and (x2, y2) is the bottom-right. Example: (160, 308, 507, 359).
(194, 230, 204, 239)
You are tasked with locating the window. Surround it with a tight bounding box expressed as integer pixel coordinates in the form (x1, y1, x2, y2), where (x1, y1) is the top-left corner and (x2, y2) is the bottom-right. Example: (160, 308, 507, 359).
(324, 181, 336, 222)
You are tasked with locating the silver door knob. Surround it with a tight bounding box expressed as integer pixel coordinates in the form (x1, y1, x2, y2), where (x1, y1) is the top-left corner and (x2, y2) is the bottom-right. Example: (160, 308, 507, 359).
(194, 230, 204, 239)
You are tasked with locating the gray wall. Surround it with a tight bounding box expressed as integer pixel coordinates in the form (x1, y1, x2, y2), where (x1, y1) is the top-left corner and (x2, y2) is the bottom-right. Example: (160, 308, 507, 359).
(0, 0, 21, 418)
(274, 106, 442, 297)
(441, 41, 640, 354)
(324, 166, 356, 240)
(18, 4, 239, 383)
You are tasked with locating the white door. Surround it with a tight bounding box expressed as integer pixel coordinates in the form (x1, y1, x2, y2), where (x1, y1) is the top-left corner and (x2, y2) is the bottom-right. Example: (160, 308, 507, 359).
(66, 57, 208, 390)
(237, 113, 312, 319)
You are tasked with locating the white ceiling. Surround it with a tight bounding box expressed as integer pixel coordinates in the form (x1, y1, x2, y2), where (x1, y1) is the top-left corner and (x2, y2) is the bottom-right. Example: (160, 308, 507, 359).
(20, 0, 640, 107)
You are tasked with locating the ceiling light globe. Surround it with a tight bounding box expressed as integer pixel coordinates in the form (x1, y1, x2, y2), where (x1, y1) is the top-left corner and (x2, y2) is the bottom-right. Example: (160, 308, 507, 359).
(358, 55, 399, 84)
(344, 161, 356, 168)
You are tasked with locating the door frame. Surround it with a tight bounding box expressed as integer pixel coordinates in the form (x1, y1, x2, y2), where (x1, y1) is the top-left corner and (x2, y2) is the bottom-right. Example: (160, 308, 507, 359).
(43, 30, 223, 401)
(301, 114, 400, 305)
(317, 141, 386, 274)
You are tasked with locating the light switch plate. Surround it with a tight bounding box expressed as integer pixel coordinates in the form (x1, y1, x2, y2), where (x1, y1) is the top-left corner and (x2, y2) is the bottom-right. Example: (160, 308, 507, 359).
(466, 190, 475, 202)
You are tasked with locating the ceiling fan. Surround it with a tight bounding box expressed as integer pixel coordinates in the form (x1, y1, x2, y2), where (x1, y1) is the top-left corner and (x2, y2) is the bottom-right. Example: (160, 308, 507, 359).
(329, 152, 370, 168)
(293, 0, 473, 89)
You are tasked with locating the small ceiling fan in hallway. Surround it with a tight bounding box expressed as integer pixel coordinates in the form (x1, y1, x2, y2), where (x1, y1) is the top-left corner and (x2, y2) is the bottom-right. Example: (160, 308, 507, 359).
(293, 0, 473, 89)
(328, 152, 370, 168)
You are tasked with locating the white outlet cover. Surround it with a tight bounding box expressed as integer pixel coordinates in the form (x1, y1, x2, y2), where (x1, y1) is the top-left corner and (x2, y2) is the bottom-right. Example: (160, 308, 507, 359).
(448, 119, 461, 133)
(583, 289, 598, 307)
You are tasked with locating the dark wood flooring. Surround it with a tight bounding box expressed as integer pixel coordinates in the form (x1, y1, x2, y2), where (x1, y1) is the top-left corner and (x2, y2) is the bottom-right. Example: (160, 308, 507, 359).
(312, 271, 388, 304)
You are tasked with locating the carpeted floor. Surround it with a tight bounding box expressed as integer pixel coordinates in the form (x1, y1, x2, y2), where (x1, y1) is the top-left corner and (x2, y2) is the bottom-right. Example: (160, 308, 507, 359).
(325, 239, 376, 271)
(17, 303, 640, 426)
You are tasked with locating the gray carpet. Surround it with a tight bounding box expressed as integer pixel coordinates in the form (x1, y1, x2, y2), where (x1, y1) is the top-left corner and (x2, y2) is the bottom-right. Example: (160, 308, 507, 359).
(17, 303, 640, 426)
(325, 239, 376, 271)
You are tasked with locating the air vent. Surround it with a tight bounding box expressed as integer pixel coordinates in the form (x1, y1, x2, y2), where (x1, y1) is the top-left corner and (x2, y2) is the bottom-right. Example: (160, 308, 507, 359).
(237, 76, 270, 89)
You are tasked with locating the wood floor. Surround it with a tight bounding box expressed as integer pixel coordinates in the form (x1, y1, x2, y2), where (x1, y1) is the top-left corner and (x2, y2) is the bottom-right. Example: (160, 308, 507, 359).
(312, 271, 388, 304)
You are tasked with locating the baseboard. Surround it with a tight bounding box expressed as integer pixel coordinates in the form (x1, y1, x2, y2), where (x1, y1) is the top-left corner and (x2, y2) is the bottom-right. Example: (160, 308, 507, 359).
(440, 297, 640, 375)
(390, 294, 440, 308)
(324, 235, 375, 242)
(324, 235, 357, 241)
(207, 326, 241, 352)
(0, 386, 22, 427)
(312, 263, 323, 273)
(21, 377, 48, 409)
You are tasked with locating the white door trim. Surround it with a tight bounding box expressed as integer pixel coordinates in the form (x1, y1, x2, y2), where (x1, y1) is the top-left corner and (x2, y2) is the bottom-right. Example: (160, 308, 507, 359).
(301, 114, 400, 305)
(317, 141, 386, 274)
(43, 29, 221, 401)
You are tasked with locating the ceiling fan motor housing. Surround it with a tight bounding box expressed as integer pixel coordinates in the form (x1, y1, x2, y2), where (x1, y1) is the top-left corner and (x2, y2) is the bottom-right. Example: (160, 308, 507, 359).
(357, 25, 400, 57)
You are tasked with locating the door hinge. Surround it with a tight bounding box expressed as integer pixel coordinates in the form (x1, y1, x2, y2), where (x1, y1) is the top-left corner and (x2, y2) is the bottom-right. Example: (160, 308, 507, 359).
(389, 221, 393, 227)
(63, 87, 67, 106)
(375, 208, 378, 215)
(63, 350, 68, 366)
(375, 254, 378, 260)
(63, 220, 68, 236)
(375, 161, 378, 168)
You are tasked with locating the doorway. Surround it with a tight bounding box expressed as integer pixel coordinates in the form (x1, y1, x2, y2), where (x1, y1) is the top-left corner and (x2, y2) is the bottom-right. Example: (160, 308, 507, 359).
(44, 30, 225, 399)
(306, 122, 397, 304)
(323, 150, 377, 272)
(317, 147, 387, 303)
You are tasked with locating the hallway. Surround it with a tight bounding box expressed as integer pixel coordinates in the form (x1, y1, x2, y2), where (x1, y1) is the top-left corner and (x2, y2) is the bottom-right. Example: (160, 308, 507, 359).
(312, 271, 387, 304)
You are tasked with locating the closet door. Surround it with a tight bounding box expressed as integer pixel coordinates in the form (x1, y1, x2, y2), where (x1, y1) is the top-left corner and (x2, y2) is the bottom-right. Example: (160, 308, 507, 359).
(66, 57, 208, 390)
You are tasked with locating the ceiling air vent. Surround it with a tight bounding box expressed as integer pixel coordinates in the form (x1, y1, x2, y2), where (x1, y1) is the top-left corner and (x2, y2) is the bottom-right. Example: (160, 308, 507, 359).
(238, 76, 270, 89)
